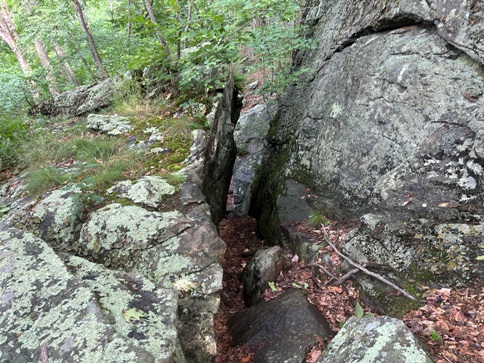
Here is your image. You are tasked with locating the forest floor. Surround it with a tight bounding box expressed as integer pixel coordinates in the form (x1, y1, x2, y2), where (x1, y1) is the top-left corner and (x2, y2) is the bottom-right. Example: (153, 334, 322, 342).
(214, 215, 484, 363)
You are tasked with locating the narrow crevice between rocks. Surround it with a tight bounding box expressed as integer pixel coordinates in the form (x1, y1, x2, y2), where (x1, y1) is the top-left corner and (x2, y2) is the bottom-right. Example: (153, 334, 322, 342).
(334, 17, 435, 54)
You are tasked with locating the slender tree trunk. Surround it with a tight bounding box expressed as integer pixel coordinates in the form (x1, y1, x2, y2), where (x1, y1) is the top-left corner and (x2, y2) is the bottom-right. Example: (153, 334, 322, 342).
(144, 0, 167, 51)
(67, 32, 98, 80)
(33, 39, 60, 95)
(70, 0, 108, 80)
(126, 0, 132, 45)
(0, 0, 39, 100)
(54, 43, 78, 86)
(25, 0, 61, 96)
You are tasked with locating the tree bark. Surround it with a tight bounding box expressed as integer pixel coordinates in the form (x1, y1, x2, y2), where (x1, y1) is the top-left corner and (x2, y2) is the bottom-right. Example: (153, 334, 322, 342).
(144, 0, 167, 51)
(54, 43, 78, 86)
(70, 0, 108, 80)
(0, 0, 39, 100)
(33, 39, 60, 95)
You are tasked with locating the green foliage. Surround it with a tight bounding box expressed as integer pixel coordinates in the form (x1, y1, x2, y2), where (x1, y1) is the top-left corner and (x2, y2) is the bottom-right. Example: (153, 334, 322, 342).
(430, 330, 443, 342)
(308, 210, 330, 228)
(0, 116, 29, 171)
(354, 301, 375, 318)
(268, 281, 277, 292)
(26, 167, 67, 195)
(354, 301, 364, 318)
(161, 172, 187, 186)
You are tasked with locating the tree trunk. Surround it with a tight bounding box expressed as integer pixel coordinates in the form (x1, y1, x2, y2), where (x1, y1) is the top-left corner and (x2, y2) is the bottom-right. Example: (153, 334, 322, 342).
(54, 43, 78, 86)
(0, 0, 39, 100)
(70, 0, 108, 80)
(144, 0, 167, 51)
(34, 39, 60, 96)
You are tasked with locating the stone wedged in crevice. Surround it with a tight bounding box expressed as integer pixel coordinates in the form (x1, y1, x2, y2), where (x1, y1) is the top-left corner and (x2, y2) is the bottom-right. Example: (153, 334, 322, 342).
(201, 74, 243, 225)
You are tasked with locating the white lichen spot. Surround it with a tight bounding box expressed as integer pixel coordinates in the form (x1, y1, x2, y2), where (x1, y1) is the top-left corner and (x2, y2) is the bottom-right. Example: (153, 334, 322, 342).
(330, 103, 343, 118)
(458, 175, 476, 190)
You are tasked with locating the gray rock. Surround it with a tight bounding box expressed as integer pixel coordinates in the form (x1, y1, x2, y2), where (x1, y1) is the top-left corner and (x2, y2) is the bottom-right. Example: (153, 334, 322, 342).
(243, 246, 287, 306)
(29, 77, 124, 117)
(253, 1, 484, 310)
(201, 75, 243, 224)
(87, 114, 133, 135)
(319, 316, 432, 363)
(106, 176, 176, 208)
(232, 104, 273, 215)
(78, 203, 193, 269)
(229, 289, 334, 363)
(0, 224, 184, 363)
(6, 187, 84, 250)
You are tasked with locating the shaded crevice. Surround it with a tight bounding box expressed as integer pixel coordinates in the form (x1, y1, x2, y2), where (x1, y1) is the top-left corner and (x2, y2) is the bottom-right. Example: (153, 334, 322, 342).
(334, 16, 435, 54)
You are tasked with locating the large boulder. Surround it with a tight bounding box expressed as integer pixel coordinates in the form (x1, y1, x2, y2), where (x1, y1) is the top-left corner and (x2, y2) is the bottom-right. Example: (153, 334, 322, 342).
(319, 316, 432, 363)
(253, 0, 484, 314)
(28, 77, 123, 117)
(0, 224, 184, 363)
(229, 289, 334, 363)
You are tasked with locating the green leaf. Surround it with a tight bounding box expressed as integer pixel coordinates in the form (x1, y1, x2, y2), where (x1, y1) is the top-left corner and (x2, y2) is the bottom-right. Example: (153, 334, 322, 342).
(476, 255, 484, 261)
(122, 308, 145, 323)
(430, 330, 442, 341)
(292, 282, 302, 289)
(268, 281, 277, 292)
(355, 301, 364, 318)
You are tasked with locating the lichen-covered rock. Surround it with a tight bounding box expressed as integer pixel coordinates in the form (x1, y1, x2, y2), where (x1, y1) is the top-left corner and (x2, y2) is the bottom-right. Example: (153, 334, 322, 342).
(0, 224, 184, 363)
(253, 0, 484, 313)
(6, 187, 84, 250)
(107, 176, 176, 208)
(87, 114, 133, 135)
(78, 203, 192, 268)
(229, 289, 334, 363)
(319, 316, 432, 363)
(243, 246, 287, 306)
(29, 77, 123, 117)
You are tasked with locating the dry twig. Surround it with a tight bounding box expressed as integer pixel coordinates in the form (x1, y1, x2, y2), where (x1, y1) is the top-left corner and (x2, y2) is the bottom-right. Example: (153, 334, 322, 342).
(320, 224, 419, 302)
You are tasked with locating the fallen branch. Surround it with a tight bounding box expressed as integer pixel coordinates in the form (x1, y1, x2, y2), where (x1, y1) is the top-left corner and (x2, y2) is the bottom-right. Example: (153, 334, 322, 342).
(310, 263, 338, 281)
(334, 268, 360, 285)
(320, 224, 419, 302)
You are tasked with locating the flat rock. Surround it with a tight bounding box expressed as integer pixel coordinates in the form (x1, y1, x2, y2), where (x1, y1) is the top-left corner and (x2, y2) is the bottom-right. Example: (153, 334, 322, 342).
(87, 114, 133, 135)
(229, 289, 334, 363)
(106, 176, 176, 208)
(319, 316, 432, 363)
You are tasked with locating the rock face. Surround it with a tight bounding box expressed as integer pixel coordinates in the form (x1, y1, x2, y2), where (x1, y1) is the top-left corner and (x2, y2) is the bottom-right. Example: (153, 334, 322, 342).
(253, 0, 484, 313)
(319, 316, 432, 363)
(229, 289, 334, 363)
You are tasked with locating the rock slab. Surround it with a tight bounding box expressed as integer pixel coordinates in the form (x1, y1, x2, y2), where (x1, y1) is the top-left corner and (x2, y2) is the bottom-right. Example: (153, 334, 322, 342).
(229, 289, 333, 363)
(319, 316, 432, 363)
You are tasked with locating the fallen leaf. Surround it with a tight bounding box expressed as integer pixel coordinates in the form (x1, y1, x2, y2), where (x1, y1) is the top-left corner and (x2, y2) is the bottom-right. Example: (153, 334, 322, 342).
(240, 355, 252, 363)
(307, 349, 322, 363)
